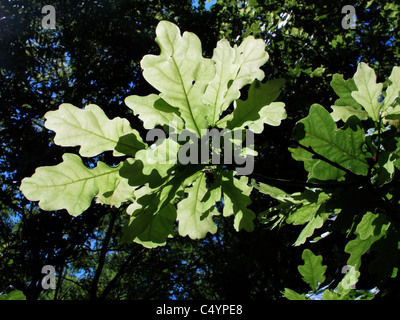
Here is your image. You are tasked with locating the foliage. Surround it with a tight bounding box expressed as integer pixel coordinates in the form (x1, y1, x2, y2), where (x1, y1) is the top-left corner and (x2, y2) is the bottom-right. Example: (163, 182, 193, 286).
(19, 17, 400, 300)
(0, 290, 26, 300)
(282, 249, 376, 300)
(2, 0, 232, 300)
(20, 21, 287, 248)
(257, 62, 400, 299)
(2, 0, 400, 300)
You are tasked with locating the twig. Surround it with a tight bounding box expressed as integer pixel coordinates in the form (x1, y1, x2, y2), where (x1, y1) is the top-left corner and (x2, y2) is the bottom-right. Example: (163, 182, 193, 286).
(99, 248, 144, 300)
(252, 172, 356, 189)
(293, 141, 358, 178)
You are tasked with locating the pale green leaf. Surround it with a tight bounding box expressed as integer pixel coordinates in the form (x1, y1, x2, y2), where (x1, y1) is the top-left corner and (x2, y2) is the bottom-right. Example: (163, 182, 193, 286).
(124, 202, 177, 248)
(177, 172, 220, 239)
(223, 36, 269, 109)
(355, 211, 379, 240)
(282, 288, 307, 300)
(345, 212, 391, 269)
(294, 213, 330, 246)
(219, 79, 286, 133)
(221, 172, 255, 232)
(20, 153, 125, 216)
(44, 103, 145, 157)
(140, 21, 215, 135)
(256, 102, 287, 128)
(122, 167, 202, 246)
(382, 66, 400, 111)
(351, 62, 383, 121)
(330, 74, 363, 109)
(95, 177, 135, 208)
(298, 249, 327, 291)
(202, 39, 237, 125)
(208, 36, 269, 126)
(330, 105, 368, 122)
(135, 137, 179, 177)
(124, 94, 184, 131)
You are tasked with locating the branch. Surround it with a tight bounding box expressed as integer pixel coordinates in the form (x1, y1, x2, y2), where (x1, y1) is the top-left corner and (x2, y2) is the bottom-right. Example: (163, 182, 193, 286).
(293, 141, 358, 178)
(99, 248, 144, 300)
(57, 275, 89, 300)
(251, 172, 355, 189)
(89, 210, 118, 300)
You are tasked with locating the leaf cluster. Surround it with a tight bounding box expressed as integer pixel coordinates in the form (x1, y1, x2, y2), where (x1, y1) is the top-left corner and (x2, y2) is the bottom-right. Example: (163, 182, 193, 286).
(20, 21, 287, 248)
(258, 63, 400, 299)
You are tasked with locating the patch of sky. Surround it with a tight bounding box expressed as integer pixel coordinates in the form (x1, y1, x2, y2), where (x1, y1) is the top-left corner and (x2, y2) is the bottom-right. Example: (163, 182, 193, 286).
(192, 0, 217, 10)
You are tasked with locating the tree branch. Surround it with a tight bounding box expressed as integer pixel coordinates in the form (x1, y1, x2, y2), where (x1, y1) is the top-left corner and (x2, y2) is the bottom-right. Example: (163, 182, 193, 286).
(252, 172, 355, 189)
(89, 210, 118, 300)
(293, 141, 358, 178)
(99, 248, 144, 300)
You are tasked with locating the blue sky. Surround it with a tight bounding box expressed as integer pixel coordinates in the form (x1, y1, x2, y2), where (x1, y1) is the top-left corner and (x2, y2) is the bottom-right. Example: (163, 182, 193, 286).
(192, 0, 217, 10)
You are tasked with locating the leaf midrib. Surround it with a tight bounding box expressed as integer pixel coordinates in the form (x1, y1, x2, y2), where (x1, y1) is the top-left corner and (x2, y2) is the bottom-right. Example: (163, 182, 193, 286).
(304, 132, 368, 166)
(211, 47, 229, 125)
(53, 115, 139, 153)
(170, 54, 201, 136)
(164, 28, 201, 136)
(361, 69, 381, 121)
(41, 166, 120, 188)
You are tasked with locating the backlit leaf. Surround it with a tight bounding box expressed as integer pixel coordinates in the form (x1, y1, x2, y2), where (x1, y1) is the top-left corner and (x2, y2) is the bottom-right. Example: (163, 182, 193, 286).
(20, 153, 127, 216)
(330, 74, 363, 109)
(210, 36, 269, 125)
(124, 94, 184, 131)
(282, 288, 307, 300)
(294, 213, 330, 246)
(351, 62, 383, 121)
(298, 249, 327, 291)
(221, 171, 255, 232)
(44, 103, 145, 157)
(345, 212, 391, 269)
(20, 21, 287, 248)
(382, 66, 400, 112)
(202, 39, 237, 125)
(292, 104, 368, 180)
(330, 105, 368, 122)
(140, 20, 215, 135)
(177, 172, 220, 239)
(219, 79, 286, 133)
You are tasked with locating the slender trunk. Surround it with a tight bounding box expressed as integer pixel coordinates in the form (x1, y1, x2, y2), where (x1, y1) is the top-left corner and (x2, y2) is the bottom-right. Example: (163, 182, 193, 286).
(89, 211, 118, 300)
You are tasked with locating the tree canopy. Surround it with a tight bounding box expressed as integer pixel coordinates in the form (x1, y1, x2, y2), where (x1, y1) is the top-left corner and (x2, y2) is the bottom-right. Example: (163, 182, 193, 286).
(1, 0, 400, 301)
